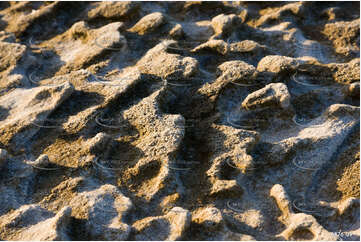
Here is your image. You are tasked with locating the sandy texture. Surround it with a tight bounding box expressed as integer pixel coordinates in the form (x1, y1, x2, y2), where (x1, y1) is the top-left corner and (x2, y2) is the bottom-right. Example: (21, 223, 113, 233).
(0, 1, 359, 241)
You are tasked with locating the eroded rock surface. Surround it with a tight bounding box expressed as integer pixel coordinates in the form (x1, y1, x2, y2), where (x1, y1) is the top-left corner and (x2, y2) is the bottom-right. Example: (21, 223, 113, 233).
(0, 1, 359, 241)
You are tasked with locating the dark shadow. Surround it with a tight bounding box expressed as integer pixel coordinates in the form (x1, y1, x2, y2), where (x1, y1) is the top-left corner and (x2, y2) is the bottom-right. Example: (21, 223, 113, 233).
(290, 91, 327, 120)
(175, 125, 230, 202)
(86, 112, 138, 141)
(285, 68, 350, 121)
(49, 90, 105, 118)
(193, 53, 228, 74)
(90, 138, 144, 172)
(19, 2, 90, 41)
(24, 49, 66, 81)
(16, 90, 105, 156)
(159, 78, 220, 120)
(290, 227, 315, 240)
(0, 2, 10, 11)
(125, 159, 162, 189)
(101, 31, 165, 72)
(0, 15, 7, 31)
(31, 163, 76, 203)
(128, 218, 171, 241)
(0, 106, 9, 122)
(157, 80, 205, 117)
(171, 123, 213, 200)
(166, 1, 235, 22)
(344, 93, 360, 108)
(102, 73, 162, 114)
(69, 217, 89, 241)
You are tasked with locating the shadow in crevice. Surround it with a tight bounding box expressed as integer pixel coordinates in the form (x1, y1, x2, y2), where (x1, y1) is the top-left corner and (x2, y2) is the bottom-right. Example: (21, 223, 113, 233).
(18, 90, 105, 157)
(19, 2, 90, 41)
(101, 73, 163, 114)
(0, 106, 9, 122)
(24, 127, 83, 169)
(175, 125, 212, 194)
(125, 159, 162, 190)
(168, 1, 233, 22)
(0, 2, 10, 11)
(0, 16, 7, 31)
(158, 77, 222, 121)
(31, 164, 76, 203)
(90, 138, 144, 172)
(176, 124, 236, 205)
(128, 217, 172, 241)
(158, 84, 201, 116)
(49, 90, 105, 118)
(23, 49, 65, 78)
(100, 31, 164, 71)
(68, 217, 89, 241)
